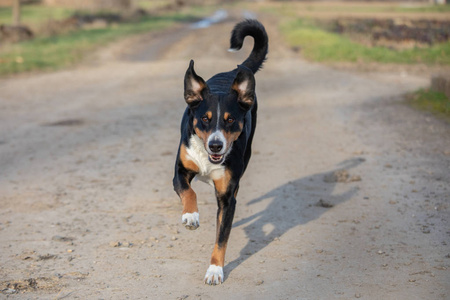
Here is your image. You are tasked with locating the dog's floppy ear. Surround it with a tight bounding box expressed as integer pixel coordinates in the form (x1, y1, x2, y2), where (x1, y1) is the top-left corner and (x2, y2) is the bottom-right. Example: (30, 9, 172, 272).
(184, 60, 207, 107)
(231, 66, 255, 110)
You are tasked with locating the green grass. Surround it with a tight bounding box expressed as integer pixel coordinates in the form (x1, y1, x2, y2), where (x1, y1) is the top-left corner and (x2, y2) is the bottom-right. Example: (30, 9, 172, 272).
(258, 2, 450, 15)
(0, 10, 207, 76)
(135, 0, 172, 11)
(394, 4, 450, 13)
(280, 19, 450, 65)
(409, 89, 450, 120)
(0, 5, 75, 27)
(299, 4, 450, 14)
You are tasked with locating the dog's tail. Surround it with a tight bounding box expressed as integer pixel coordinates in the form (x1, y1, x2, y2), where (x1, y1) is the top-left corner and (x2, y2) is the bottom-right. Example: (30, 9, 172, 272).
(229, 19, 268, 74)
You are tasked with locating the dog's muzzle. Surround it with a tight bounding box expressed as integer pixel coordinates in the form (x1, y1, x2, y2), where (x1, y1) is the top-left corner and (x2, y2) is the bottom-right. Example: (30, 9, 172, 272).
(207, 132, 227, 164)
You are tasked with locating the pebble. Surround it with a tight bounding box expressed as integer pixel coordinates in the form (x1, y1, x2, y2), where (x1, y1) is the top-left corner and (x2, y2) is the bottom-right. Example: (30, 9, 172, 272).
(349, 175, 362, 182)
(256, 280, 264, 286)
(109, 241, 121, 247)
(2, 288, 16, 294)
(67, 249, 74, 253)
(52, 235, 74, 242)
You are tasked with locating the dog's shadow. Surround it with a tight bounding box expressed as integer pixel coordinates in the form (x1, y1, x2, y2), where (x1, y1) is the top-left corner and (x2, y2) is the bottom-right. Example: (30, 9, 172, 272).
(226, 157, 365, 278)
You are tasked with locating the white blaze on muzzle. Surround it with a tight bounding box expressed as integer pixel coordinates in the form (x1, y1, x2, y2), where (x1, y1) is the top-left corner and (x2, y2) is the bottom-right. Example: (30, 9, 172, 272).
(207, 130, 227, 155)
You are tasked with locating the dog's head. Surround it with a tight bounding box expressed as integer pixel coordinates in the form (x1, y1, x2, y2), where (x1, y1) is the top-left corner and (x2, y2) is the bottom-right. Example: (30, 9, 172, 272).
(184, 60, 255, 165)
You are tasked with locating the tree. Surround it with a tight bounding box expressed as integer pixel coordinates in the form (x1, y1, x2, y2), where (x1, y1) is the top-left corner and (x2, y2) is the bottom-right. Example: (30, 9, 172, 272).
(12, 0, 21, 26)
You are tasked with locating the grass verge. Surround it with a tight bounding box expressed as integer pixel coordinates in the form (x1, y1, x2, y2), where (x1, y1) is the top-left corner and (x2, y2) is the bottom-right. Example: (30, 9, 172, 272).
(0, 8, 209, 77)
(409, 89, 450, 121)
(0, 5, 75, 26)
(280, 18, 450, 65)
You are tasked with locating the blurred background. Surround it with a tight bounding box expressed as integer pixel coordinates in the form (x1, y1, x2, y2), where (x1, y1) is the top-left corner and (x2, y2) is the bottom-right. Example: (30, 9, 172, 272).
(1, 1, 449, 71)
(1, 0, 447, 109)
(1, 0, 449, 102)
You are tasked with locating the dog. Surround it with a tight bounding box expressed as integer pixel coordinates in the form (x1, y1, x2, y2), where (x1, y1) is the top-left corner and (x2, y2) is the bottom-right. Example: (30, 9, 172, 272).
(173, 19, 268, 285)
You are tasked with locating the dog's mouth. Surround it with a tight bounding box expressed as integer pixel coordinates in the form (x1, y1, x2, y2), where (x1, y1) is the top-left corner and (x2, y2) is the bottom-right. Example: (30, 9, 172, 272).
(208, 154, 224, 164)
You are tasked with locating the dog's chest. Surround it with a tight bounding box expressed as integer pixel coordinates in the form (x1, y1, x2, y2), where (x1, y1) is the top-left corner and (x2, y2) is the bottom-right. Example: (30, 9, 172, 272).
(185, 135, 225, 186)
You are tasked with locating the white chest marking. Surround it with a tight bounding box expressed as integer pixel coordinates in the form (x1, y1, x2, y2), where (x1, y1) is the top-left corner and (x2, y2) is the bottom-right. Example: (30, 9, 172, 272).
(185, 135, 225, 186)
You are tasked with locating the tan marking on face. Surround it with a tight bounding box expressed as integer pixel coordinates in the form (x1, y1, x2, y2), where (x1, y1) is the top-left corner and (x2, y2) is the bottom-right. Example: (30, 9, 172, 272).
(206, 111, 212, 119)
(193, 116, 212, 143)
(179, 143, 199, 173)
(210, 242, 227, 267)
(213, 169, 232, 196)
(220, 121, 243, 149)
(180, 188, 198, 214)
(194, 128, 211, 145)
(224, 112, 231, 121)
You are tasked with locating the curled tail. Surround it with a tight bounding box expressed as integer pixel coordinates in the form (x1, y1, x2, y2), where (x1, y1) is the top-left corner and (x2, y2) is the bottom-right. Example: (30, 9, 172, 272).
(229, 19, 268, 74)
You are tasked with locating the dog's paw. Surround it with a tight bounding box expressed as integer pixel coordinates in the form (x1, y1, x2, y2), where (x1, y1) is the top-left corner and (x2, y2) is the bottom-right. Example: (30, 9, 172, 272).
(181, 212, 199, 230)
(204, 264, 223, 285)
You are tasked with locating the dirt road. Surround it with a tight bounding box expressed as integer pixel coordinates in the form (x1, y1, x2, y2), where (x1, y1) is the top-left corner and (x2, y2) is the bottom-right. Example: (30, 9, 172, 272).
(0, 10, 449, 299)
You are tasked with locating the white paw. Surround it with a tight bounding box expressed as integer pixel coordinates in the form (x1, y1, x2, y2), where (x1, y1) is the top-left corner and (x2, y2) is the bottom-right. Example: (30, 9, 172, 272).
(204, 264, 223, 285)
(181, 212, 199, 230)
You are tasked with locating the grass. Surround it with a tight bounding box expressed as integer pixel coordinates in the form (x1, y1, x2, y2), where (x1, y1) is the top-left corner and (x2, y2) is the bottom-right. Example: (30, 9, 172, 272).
(0, 8, 208, 76)
(135, 0, 173, 11)
(298, 4, 450, 14)
(257, 2, 450, 15)
(0, 5, 75, 27)
(0, 1, 174, 27)
(280, 18, 450, 65)
(409, 89, 450, 120)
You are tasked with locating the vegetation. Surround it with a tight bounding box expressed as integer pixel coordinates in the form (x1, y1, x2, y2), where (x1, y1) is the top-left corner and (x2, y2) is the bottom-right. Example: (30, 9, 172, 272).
(0, 5, 74, 26)
(0, 7, 208, 76)
(409, 89, 450, 120)
(258, 2, 450, 15)
(280, 18, 450, 65)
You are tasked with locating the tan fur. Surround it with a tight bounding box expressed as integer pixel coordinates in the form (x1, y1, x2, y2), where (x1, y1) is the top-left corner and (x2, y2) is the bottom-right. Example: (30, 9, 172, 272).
(221, 121, 243, 150)
(213, 169, 232, 195)
(210, 242, 227, 267)
(180, 188, 198, 215)
(179, 143, 199, 173)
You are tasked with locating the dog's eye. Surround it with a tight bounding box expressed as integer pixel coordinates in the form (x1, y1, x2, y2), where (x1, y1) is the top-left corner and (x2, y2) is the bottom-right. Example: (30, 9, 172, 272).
(202, 116, 210, 123)
(226, 117, 235, 124)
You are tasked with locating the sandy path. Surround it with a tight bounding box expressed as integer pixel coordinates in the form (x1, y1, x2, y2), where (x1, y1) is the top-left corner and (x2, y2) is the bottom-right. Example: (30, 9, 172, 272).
(0, 10, 449, 299)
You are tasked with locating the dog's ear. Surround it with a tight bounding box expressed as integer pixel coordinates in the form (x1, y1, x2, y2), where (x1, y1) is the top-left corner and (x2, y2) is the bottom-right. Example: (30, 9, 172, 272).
(231, 66, 255, 110)
(184, 60, 207, 107)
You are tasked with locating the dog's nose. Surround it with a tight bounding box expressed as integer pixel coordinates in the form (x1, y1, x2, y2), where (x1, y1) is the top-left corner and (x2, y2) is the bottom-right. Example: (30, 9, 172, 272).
(208, 141, 223, 153)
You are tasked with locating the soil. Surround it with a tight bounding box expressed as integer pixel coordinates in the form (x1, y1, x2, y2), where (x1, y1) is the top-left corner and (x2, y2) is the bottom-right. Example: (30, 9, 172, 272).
(0, 9, 449, 300)
(327, 18, 450, 49)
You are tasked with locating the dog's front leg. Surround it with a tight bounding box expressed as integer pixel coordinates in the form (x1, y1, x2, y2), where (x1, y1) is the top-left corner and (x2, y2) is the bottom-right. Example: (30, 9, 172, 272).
(204, 171, 237, 285)
(173, 160, 199, 230)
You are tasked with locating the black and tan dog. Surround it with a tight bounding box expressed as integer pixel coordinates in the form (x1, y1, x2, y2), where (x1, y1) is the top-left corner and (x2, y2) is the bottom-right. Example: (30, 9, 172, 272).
(173, 19, 268, 285)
